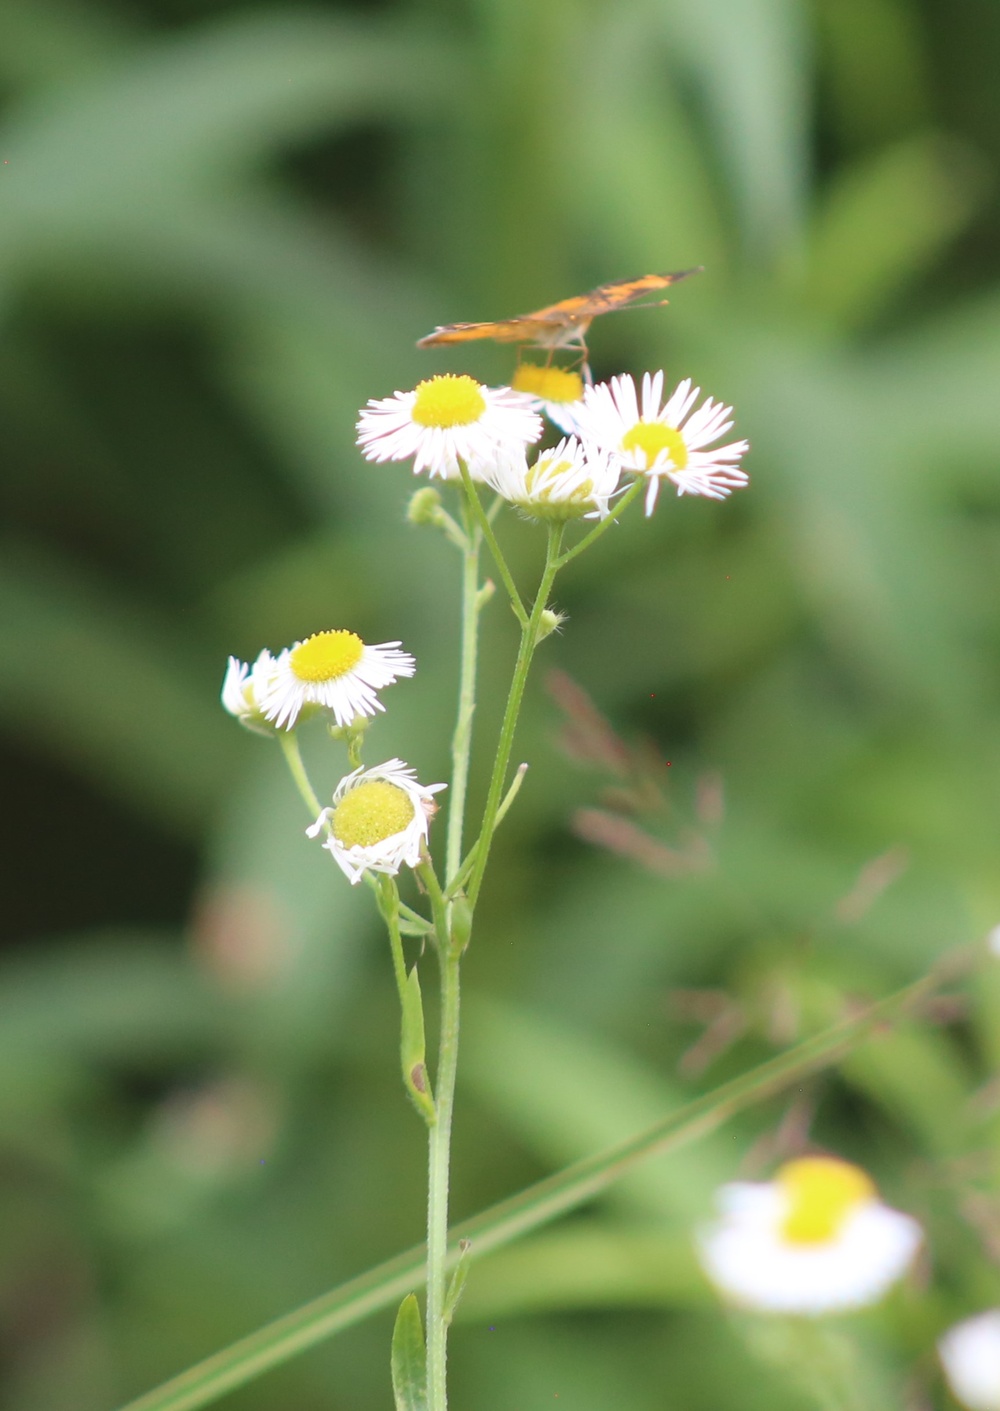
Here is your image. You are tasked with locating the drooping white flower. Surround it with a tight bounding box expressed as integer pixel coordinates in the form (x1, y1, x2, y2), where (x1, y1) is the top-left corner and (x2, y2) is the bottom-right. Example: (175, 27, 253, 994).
(221, 651, 284, 735)
(939, 1311, 1000, 1411)
(307, 758, 446, 884)
(256, 631, 415, 731)
(481, 436, 621, 521)
(580, 371, 749, 514)
(696, 1156, 922, 1315)
(356, 374, 542, 481)
(510, 363, 587, 434)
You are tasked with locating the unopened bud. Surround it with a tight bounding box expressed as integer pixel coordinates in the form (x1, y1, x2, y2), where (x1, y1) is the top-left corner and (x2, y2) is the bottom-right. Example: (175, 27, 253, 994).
(407, 487, 445, 526)
(536, 608, 567, 641)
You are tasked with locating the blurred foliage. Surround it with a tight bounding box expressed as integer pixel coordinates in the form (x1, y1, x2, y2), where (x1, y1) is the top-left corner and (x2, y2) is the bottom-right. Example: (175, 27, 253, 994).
(1, 0, 1000, 1408)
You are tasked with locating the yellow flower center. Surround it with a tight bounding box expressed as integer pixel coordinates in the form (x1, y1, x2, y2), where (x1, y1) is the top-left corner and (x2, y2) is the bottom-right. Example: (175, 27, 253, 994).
(512, 364, 584, 405)
(332, 780, 415, 849)
(620, 421, 688, 469)
(778, 1157, 876, 1245)
(290, 630, 365, 683)
(411, 375, 486, 428)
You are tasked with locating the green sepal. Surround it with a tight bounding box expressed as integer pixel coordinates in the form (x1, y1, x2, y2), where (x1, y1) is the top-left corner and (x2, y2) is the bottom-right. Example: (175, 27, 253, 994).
(401, 963, 436, 1122)
(390, 1294, 428, 1411)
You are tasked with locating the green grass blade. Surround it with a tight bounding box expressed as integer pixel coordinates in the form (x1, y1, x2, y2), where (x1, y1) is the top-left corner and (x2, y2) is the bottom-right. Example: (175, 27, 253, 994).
(113, 953, 968, 1411)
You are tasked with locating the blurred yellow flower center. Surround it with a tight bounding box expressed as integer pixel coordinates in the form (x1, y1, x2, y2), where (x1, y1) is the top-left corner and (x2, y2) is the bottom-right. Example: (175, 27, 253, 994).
(778, 1158, 875, 1245)
(512, 364, 583, 404)
(332, 781, 415, 849)
(412, 375, 486, 428)
(290, 631, 365, 683)
(621, 421, 688, 468)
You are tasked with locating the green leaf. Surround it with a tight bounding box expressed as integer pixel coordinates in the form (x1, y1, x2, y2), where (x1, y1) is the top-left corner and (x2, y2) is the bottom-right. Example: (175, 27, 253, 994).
(400, 964, 435, 1121)
(390, 1295, 427, 1411)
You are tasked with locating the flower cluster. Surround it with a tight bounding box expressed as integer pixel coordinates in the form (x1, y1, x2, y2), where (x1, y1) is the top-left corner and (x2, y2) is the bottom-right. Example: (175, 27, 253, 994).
(356, 368, 748, 520)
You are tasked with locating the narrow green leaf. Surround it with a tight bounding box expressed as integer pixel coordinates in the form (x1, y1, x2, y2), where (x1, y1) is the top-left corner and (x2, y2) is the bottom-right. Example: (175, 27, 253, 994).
(401, 964, 435, 1121)
(112, 954, 966, 1411)
(390, 1295, 427, 1411)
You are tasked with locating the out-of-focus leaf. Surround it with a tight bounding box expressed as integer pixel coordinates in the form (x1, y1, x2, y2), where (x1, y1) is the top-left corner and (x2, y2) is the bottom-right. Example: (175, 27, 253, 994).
(457, 1223, 709, 1319)
(0, 0, 135, 87)
(0, 13, 461, 254)
(0, 540, 240, 833)
(461, 994, 743, 1220)
(657, 0, 811, 258)
(804, 136, 987, 331)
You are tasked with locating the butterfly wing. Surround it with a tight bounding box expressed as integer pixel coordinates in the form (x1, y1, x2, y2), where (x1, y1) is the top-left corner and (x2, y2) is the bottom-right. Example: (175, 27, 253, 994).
(416, 318, 554, 348)
(416, 269, 701, 349)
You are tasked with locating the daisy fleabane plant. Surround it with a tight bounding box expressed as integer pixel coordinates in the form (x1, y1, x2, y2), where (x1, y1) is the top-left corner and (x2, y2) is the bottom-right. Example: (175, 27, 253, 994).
(510, 362, 586, 433)
(939, 1310, 1000, 1411)
(581, 370, 749, 513)
(697, 1155, 922, 1315)
(481, 436, 621, 521)
(356, 373, 542, 480)
(258, 630, 416, 730)
(307, 759, 446, 885)
(216, 290, 757, 1411)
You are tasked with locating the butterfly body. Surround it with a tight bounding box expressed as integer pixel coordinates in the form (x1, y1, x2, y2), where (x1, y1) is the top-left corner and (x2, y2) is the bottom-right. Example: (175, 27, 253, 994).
(417, 269, 701, 352)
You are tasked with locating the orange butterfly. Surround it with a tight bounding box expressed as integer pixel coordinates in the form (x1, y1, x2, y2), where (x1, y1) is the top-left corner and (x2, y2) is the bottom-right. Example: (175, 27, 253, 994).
(417, 269, 701, 354)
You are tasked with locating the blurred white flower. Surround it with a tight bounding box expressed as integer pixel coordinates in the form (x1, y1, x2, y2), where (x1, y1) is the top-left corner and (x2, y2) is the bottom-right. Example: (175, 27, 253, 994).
(697, 1155, 921, 1315)
(481, 436, 621, 521)
(357, 374, 542, 480)
(986, 925, 1000, 957)
(307, 758, 446, 884)
(221, 651, 282, 736)
(940, 1311, 1000, 1411)
(580, 371, 749, 514)
(257, 631, 415, 731)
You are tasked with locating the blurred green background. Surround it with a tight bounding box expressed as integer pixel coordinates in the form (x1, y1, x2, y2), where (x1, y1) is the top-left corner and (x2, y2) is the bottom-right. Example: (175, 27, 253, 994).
(2, 0, 1000, 1407)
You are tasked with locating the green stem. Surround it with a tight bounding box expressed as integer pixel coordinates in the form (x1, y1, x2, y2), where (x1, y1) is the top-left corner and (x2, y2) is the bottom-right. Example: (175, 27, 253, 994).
(425, 942, 461, 1411)
(458, 464, 527, 626)
(446, 512, 483, 886)
(278, 731, 324, 818)
(466, 523, 564, 909)
(554, 475, 645, 571)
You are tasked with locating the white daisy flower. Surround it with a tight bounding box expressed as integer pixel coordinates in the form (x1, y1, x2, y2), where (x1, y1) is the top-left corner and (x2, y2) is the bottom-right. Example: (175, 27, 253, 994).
(987, 924, 1000, 957)
(221, 651, 286, 736)
(939, 1310, 1000, 1411)
(480, 437, 621, 521)
(580, 370, 749, 514)
(307, 758, 446, 884)
(257, 630, 415, 731)
(356, 374, 542, 481)
(510, 363, 587, 434)
(696, 1156, 922, 1316)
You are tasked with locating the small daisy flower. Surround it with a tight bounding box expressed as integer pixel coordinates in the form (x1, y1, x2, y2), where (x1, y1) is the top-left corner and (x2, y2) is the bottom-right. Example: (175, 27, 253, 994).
(696, 1155, 922, 1316)
(221, 651, 287, 736)
(511, 363, 586, 434)
(481, 437, 621, 521)
(939, 1310, 1000, 1411)
(257, 630, 415, 731)
(356, 374, 542, 481)
(307, 759, 446, 884)
(581, 370, 749, 514)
